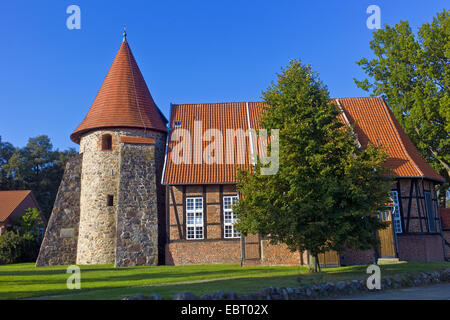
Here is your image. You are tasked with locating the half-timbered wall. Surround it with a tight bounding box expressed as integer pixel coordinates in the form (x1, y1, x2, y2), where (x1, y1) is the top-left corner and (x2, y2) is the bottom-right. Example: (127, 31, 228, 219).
(396, 179, 441, 234)
(165, 184, 302, 265)
(166, 184, 241, 265)
(395, 178, 445, 262)
(165, 178, 445, 265)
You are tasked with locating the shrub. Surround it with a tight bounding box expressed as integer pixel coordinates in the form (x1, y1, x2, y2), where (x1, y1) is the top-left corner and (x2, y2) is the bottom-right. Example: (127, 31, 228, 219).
(0, 231, 24, 264)
(0, 208, 44, 264)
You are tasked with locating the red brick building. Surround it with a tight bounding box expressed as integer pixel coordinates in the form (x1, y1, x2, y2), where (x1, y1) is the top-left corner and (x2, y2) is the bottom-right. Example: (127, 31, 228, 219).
(0, 190, 40, 235)
(162, 98, 448, 266)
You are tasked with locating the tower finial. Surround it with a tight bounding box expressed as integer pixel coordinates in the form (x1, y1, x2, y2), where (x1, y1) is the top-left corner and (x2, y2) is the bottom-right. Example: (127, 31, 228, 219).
(123, 24, 127, 42)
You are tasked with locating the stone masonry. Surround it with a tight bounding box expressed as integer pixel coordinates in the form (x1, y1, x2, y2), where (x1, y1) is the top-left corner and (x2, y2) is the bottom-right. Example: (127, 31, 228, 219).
(76, 130, 121, 264)
(36, 154, 83, 266)
(37, 128, 166, 267)
(115, 141, 158, 266)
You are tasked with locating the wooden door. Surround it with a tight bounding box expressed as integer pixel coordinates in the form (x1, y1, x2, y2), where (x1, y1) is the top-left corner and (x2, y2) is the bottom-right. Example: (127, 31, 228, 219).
(244, 234, 261, 260)
(377, 210, 397, 258)
(318, 250, 340, 267)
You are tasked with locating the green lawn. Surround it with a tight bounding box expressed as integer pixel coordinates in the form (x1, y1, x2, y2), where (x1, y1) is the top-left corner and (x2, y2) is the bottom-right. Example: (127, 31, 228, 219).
(1, 261, 448, 300)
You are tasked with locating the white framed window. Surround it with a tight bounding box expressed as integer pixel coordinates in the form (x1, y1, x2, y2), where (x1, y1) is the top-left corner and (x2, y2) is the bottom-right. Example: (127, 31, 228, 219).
(390, 190, 402, 234)
(186, 197, 204, 239)
(223, 196, 239, 238)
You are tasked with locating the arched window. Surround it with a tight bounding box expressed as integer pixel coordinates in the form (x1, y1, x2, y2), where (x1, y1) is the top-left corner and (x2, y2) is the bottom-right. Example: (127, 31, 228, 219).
(101, 134, 112, 150)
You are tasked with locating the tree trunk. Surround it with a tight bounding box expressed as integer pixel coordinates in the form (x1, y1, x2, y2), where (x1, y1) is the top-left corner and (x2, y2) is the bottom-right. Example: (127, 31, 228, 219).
(438, 183, 448, 208)
(308, 253, 321, 272)
(373, 248, 379, 265)
(373, 230, 380, 265)
(428, 145, 450, 180)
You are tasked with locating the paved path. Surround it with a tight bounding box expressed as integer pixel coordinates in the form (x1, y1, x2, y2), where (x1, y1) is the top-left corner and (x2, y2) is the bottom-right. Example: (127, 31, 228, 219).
(335, 283, 450, 300)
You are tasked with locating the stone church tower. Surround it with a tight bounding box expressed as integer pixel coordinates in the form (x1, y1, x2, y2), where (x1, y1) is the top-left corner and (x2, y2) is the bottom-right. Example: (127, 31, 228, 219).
(36, 33, 168, 267)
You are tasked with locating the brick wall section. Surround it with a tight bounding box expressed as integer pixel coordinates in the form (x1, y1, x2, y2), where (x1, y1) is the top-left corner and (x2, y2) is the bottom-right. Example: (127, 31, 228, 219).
(166, 240, 242, 265)
(443, 231, 450, 259)
(260, 240, 302, 265)
(340, 249, 374, 266)
(166, 183, 302, 265)
(36, 154, 82, 266)
(397, 234, 445, 262)
(115, 142, 159, 266)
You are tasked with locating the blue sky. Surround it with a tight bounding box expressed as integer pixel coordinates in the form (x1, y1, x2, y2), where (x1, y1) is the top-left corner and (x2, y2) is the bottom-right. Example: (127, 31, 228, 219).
(0, 1, 447, 151)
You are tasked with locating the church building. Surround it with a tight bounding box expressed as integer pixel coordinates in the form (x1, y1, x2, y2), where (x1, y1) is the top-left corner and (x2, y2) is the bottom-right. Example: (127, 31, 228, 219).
(36, 35, 448, 267)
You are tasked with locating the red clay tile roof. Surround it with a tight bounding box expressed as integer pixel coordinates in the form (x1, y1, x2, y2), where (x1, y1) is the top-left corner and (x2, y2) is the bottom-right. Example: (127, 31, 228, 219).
(0, 190, 32, 221)
(336, 98, 444, 182)
(163, 102, 254, 184)
(70, 40, 167, 144)
(162, 98, 444, 185)
(441, 208, 450, 230)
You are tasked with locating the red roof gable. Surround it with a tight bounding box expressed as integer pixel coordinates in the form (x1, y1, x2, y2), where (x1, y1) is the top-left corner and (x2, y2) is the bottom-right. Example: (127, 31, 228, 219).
(0, 190, 34, 221)
(71, 40, 167, 144)
(162, 97, 444, 185)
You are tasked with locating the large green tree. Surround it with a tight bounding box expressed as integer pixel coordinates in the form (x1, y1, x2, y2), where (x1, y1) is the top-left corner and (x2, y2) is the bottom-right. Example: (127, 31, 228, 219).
(234, 60, 392, 272)
(354, 10, 449, 206)
(0, 136, 15, 190)
(1, 135, 76, 219)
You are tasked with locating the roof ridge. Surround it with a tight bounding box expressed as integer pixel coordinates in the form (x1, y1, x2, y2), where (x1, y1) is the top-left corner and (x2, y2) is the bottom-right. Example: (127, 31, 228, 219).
(173, 99, 381, 107)
(172, 102, 257, 106)
(125, 41, 147, 133)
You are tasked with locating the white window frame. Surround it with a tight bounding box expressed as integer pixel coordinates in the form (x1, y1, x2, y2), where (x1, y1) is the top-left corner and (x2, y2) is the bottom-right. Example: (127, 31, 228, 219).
(186, 197, 204, 240)
(223, 195, 240, 239)
(390, 190, 402, 234)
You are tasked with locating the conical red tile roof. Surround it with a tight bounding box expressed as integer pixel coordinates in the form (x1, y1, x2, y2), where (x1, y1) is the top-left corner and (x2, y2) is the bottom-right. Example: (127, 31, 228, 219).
(70, 40, 167, 144)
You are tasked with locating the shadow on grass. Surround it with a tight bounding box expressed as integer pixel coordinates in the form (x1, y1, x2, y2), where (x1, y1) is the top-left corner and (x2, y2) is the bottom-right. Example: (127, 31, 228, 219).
(1, 269, 306, 294)
(26, 274, 304, 300)
(0, 265, 308, 280)
(3, 261, 448, 300)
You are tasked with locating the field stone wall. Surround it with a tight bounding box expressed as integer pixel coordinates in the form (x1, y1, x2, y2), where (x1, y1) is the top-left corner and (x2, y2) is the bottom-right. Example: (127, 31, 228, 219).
(37, 128, 166, 267)
(76, 130, 121, 264)
(76, 129, 166, 265)
(36, 154, 83, 266)
(115, 141, 159, 266)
